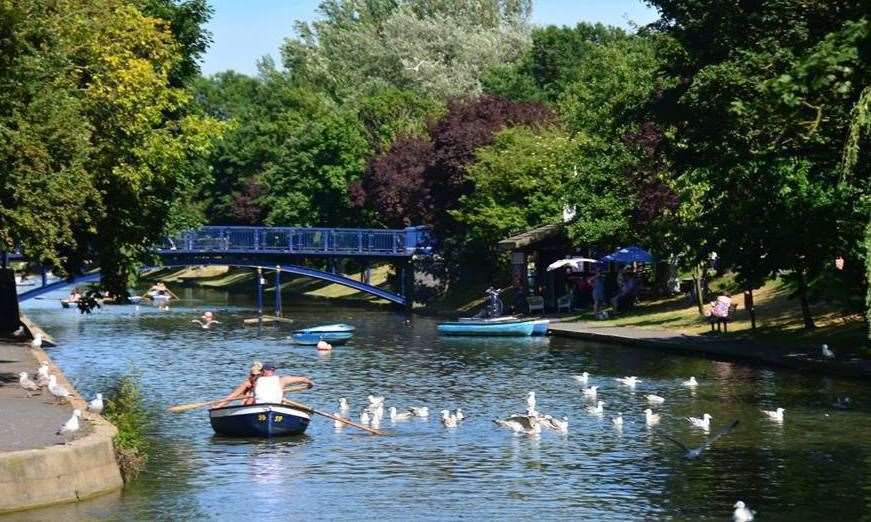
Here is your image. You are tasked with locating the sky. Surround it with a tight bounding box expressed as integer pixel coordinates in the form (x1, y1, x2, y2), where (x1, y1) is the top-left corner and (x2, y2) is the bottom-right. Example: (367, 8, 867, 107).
(200, 0, 660, 76)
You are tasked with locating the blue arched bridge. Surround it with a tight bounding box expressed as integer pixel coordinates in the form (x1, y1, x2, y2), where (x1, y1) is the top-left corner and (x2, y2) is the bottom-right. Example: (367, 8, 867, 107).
(10, 225, 434, 308)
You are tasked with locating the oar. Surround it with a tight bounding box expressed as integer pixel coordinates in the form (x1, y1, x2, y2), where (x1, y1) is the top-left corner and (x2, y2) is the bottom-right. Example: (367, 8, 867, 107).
(167, 385, 309, 413)
(281, 398, 386, 436)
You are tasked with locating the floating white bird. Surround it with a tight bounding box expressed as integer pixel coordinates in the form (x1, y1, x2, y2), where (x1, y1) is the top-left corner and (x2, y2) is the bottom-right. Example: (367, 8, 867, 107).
(333, 413, 345, 429)
(454, 408, 464, 421)
(370, 405, 384, 423)
(582, 385, 599, 399)
(360, 410, 371, 425)
(526, 391, 537, 415)
(367, 395, 385, 407)
(30, 333, 42, 349)
(18, 372, 40, 395)
(821, 344, 835, 359)
(540, 415, 569, 433)
(494, 415, 540, 434)
(47, 375, 70, 403)
(338, 397, 350, 412)
(87, 393, 104, 414)
(761, 407, 784, 422)
(616, 376, 640, 387)
(57, 409, 82, 436)
(644, 408, 660, 426)
(683, 377, 699, 387)
(441, 409, 458, 428)
(409, 406, 429, 417)
(389, 406, 413, 421)
(645, 394, 666, 404)
(612, 413, 624, 428)
(687, 413, 712, 430)
(733, 500, 755, 521)
(586, 400, 605, 415)
(573, 372, 590, 384)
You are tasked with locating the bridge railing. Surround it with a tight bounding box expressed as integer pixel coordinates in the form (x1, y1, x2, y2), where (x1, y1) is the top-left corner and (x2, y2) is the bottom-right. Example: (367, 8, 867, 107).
(158, 226, 433, 257)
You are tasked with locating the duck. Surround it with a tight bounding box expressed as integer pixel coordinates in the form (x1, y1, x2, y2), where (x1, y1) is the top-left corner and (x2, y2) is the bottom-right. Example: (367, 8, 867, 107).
(389, 406, 413, 421)
(644, 408, 660, 426)
(87, 393, 104, 414)
(615, 376, 640, 387)
(761, 407, 784, 422)
(733, 500, 755, 521)
(586, 400, 605, 415)
(47, 375, 70, 403)
(441, 410, 458, 428)
(645, 394, 666, 404)
(612, 413, 624, 428)
(821, 344, 835, 359)
(573, 372, 590, 384)
(682, 377, 699, 387)
(582, 385, 599, 399)
(494, 415, 541, 434)
(687, 413, 712, 430)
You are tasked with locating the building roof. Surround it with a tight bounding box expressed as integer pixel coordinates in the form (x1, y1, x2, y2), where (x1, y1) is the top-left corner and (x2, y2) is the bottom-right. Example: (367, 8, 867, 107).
(497, 223, 565, 253)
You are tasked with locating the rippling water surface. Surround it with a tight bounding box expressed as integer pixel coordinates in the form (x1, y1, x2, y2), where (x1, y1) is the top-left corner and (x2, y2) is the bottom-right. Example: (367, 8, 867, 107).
(9, 288, 871, 520)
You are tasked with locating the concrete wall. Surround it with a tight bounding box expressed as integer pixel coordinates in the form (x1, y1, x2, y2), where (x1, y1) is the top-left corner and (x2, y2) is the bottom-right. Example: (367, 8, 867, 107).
(0, 316, 124, 514)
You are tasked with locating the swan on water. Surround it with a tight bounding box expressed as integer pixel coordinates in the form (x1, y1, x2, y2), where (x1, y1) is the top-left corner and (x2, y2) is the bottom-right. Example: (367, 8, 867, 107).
(733, 500, 755, 521)
(687, 413, 712, 430)
(389, 407, 413, 421)
(645, 394, 665, 404)
(87, 393, 104, 414)
(582, 386, 599, 399)
(615, 376, 640, 387)
(644, 408, 660, 426)
(573, 372, 590, 384)
(586, 401, 605, 415)
(682, 377, 699, 387)
(761, 407, 784, 422)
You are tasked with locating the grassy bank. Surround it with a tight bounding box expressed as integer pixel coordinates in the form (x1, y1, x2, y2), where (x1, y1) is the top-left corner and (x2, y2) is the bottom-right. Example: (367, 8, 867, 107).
(104, 375, 150, 483)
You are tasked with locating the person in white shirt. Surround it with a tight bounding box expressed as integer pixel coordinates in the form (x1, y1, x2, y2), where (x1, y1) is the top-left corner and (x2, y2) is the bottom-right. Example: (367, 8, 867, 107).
(216, 361, 313, 407)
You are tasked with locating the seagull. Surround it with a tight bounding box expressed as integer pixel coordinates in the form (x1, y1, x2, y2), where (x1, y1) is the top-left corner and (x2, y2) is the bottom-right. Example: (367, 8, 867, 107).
(539, 415, 569, 433)
(367, 395, 385, 408)
(494, 415, 541, 434)
(821, 344, 835, 359)
(573, 372, 590, 384)
(441, 409, 458, 428)
(586, 400, 605, 415)
(683, 377, 699, 387)
(87, 393, 104, 414)
(582, 385, 599, 399)
(333, 413, 345, 429)
(663, 419, 740, 459)
(36, 363, 51, 387)
(389, 406, 413, 421)
(57, 409, 82, 437)
(360, 410, 371, 425)
(616, 376, 640, 387)
(761, 407, 784, 422)
(13, 325, 25, 337)
(644, 408, 660, 426)
(733, 500, 755, 521)
(454, 408, 464, 421)
(338, 397, 350, 412)
(687, 413, 713, 430)
(612, 413, 624, 428)
(18, 372, 40, 396)
(47, 375, 70, 403)
(645, 394, 666, 404)
(30, 333, 43, 349)
(409, 406, 429, 417)
(526, 391, 537, 415)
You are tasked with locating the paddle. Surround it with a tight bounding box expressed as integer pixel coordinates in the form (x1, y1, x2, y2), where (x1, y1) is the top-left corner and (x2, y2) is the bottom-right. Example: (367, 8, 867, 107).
(167, 385, 310, 413)
(281, 398, 385, 436)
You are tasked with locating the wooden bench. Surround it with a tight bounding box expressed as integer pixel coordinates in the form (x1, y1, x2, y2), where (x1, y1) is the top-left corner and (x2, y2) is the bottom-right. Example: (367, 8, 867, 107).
(709, 303, 738, 333)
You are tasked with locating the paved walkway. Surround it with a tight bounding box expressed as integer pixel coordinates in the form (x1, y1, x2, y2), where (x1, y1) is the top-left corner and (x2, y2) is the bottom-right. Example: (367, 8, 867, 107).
(0, 340, 84, 451)
(548, 320, 871, 380)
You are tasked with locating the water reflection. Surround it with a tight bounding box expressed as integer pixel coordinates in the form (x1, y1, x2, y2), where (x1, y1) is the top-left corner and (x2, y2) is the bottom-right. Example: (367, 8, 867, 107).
(9, 288, 871, 520)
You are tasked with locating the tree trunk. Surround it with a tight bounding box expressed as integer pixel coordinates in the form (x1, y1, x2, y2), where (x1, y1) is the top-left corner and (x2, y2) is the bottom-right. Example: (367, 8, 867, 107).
(744, 289, 756, 330)
(865, 219, 871, 341)
(99, 251, 132, 304)
(693, 275, 704, 315)
(796, 268, 815, 330)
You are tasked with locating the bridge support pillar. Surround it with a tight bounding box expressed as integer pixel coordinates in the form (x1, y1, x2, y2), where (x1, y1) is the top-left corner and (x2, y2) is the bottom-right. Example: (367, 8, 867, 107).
(274, 266, 282, 317)
(256, 267, 264, 316)
(0, 269, 20, 334)
(398, 260, 414, 310)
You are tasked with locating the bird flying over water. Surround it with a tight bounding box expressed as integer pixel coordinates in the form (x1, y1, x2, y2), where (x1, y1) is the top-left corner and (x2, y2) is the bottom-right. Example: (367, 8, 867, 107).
(663, 419, 740, 460)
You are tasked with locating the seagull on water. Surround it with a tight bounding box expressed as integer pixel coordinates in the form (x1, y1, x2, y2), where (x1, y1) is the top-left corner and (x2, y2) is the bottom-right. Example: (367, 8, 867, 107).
(645, 394, 666, 405)
(733, 500, 755, 521)
(539, 415, 568, 433)
(367, 395, 385, 408)
(663, 419, 740, 459)
(586, 401, 605, 415)
(87, 393, 104, 414)
(761, 407, 784, 422)
(57, 409, 82, 437)
(48, 375, 70, 403)
(612, 413, 624, 429)
(616, 376, 640, 387)
(494, 415, 540, 434)
(573, 372, 590, 384)
(389, 407, 413, 421)
(441, 409, 458, 428)
(454, 408, 464, 421)
(18, 372, 40, 396)
(582, 385, 598, 399)
(821, 344, 835, 359)
(333, 413, 345, 428)
(526, 391, 537, 416)
(683, 377, 699, 387)
(409, 406, 429, 417)
(687, 413, 713, 430)
(644, 408, 660, 426)
(338, 397, 350, 413)
(31, 333, 43, 349)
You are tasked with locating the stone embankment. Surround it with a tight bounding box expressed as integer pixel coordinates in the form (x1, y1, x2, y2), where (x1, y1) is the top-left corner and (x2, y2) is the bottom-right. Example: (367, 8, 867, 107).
(0, 317, 123, 515)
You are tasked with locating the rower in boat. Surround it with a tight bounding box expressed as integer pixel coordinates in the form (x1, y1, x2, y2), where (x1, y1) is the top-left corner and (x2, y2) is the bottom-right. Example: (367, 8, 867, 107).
(215, 362, 314, 408)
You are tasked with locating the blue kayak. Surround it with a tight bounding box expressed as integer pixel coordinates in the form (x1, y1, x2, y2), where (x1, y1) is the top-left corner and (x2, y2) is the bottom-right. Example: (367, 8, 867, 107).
(291, 323, 355, 345)
(437, 319, 536, 337)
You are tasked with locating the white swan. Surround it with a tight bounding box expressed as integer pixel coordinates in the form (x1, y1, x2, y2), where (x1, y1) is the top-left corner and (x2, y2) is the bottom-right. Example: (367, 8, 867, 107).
(733, 500, 755, 521)
(573, 372, 590, 384)
(87, 393, 104, 414)
(615, 376, 640, 387)
(645, 394, 666, 404)
(389, 406, 413, 421)
(682, 377, 699, 387)
(644, 408, 660, 426)
(687, 413, 712, 430)
(586, 400, 605, 415)
(761, 407, 784, 422)
(582, 385, 599, 399)
(821, 344, 835, 359)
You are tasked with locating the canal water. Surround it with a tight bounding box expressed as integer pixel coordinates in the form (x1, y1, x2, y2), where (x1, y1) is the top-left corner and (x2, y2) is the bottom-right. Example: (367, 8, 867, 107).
(9, 288, 871, 520)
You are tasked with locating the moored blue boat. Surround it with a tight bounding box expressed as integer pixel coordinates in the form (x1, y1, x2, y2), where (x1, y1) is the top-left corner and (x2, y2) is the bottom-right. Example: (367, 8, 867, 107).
(209, 403, 310, 437)
(291, 323, 355, 345)
(437, 319, 536, 337)
(530, 319, 549, 336)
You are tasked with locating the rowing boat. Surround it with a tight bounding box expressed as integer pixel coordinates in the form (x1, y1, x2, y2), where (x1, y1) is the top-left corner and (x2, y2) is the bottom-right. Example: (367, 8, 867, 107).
(437, 318, 537, 337)
(209, 403, 310, 437)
